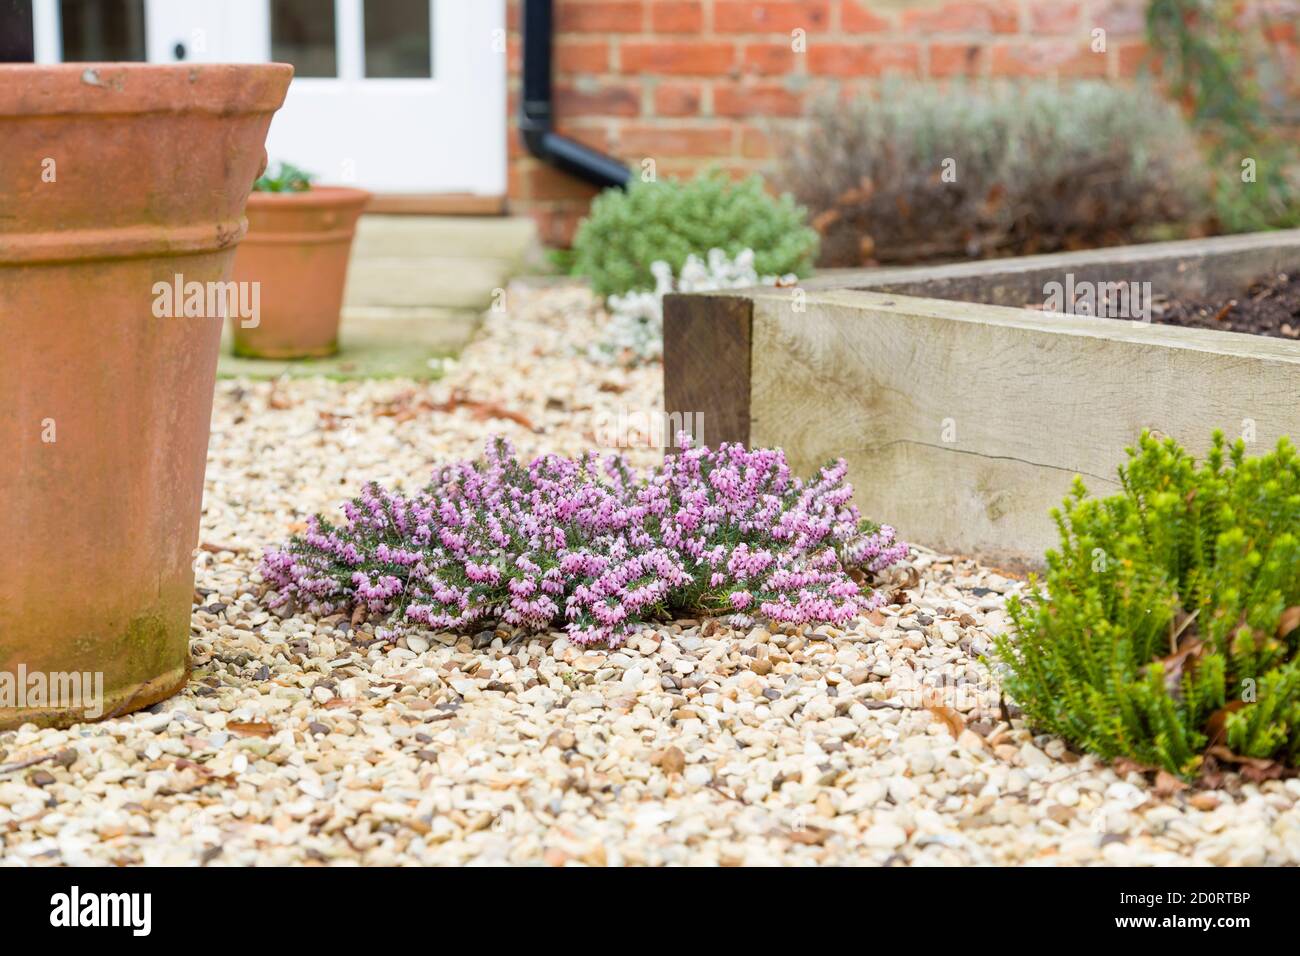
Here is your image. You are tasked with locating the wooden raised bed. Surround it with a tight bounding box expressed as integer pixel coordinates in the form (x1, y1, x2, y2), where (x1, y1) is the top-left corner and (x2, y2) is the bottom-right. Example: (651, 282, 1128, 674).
(664, 230, 1300, 568)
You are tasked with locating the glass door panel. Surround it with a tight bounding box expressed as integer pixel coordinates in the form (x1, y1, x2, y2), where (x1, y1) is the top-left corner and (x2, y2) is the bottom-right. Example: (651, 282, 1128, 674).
(58, 0, 145, 61)
(362, 0, 429, 78)
(271, 0, 336, 78)
(0, 0, 35, 61)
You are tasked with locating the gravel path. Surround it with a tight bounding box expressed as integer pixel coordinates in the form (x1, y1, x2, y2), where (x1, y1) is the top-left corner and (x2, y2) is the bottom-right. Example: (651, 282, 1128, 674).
(3, 284, 1299, 866)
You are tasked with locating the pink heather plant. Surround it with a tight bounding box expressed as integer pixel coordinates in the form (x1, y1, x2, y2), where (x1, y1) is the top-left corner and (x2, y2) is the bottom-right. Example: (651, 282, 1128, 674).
(261, 435, 908, 647)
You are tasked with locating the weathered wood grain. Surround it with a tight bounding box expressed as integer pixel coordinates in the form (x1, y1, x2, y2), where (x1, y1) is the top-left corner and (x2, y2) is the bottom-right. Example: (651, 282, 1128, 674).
(662, 292, 752, 449)
(662, 231, 1300, 565)
(746, 287, 1300, 567)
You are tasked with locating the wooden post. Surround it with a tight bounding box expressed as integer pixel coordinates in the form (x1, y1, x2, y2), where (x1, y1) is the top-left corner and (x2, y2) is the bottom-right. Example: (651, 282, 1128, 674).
(662, 292, 753, 452)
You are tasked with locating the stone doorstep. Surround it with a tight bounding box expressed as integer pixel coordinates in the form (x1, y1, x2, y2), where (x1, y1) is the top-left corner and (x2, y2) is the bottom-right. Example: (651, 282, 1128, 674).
(343, 214, 543, 312)
(343, 257, 516, 311)
(350, 214, 539, 260)
(340, 305, 481, 355)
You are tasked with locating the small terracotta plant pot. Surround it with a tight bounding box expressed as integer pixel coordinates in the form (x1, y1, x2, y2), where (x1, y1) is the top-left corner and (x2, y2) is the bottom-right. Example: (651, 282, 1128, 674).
(228, 186, 371, 358)
(0, 63, 291, 729)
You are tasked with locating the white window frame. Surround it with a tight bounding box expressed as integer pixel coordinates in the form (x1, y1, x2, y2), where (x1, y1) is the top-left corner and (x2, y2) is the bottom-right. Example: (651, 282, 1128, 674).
(27, 0, 506, 196)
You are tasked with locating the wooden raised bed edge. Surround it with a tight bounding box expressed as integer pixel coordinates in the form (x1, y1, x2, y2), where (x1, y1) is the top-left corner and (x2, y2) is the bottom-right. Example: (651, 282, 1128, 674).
(663, 230, 1300, 568)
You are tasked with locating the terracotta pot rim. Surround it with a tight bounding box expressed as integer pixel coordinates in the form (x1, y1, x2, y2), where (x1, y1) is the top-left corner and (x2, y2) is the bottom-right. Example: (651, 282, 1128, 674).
(247, 186, 374, 207)
(0, 62, 293, 115)
(0, 218, 248, 265)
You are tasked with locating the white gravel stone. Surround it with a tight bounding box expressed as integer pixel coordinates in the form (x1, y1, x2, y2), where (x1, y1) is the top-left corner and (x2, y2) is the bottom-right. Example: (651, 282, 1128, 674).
(863, 823, 908, 849)
(2, 283, 1291, 867)
(1019, 743, 1052, 768)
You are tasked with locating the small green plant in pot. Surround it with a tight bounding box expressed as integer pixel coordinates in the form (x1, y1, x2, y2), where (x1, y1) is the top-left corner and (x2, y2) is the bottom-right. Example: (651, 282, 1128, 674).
(230, 160, 370, 359)
(571, 172, 818, 298)
(994, 431, 1300, 779)
(253, 160, 315, 193)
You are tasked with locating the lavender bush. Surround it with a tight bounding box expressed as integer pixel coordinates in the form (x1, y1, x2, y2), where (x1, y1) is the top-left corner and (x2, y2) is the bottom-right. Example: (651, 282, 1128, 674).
(262, 436, 907, 647)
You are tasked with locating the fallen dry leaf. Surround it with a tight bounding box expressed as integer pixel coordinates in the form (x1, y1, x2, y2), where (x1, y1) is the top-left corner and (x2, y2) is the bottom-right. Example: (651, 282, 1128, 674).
(1278, 606, 1300, 640)
(425, 388, 537, 431)
(199, 541, 247, 554)
(227, 721, 274, 739)
(1206, 746, 1281, 777)
(466, 400, 536, 431)
(1205, 700, 1247, 747)
(785, 826, 830, 846)
(266, 382, 294, 410)
(1113, 756, 1163, 776)
(1145, 631, 1204, 696)
(927, 705, 966, 740)
(1153, 770, 1189, 797)
(1211, 301, 1235, 323)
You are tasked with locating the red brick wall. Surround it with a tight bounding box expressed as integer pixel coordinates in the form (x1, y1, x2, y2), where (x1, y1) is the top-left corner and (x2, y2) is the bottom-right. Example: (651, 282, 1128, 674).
(504, 0, 1299, 245)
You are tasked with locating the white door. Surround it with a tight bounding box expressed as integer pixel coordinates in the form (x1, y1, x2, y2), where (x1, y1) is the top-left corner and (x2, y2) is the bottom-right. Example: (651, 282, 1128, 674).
(30, 0, 506, 196)
(142, 0, 266, 64)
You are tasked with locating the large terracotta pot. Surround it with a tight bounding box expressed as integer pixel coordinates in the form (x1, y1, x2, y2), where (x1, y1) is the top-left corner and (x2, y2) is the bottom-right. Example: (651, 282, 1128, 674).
(0, 63, 292, 729)
(229, 187, 371, 358)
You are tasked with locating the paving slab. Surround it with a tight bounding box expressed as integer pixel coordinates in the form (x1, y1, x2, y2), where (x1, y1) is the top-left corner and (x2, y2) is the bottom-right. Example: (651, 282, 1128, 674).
(217, 306, 477, 380)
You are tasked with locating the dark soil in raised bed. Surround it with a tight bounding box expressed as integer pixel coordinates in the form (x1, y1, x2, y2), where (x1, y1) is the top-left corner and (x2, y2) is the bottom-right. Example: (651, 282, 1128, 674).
(1151, 271, 1300, 340)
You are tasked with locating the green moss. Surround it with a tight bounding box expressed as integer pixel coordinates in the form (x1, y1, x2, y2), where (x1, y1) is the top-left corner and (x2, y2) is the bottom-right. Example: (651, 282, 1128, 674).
(2, 598, 189, 730)
(218, 346, 452, 381)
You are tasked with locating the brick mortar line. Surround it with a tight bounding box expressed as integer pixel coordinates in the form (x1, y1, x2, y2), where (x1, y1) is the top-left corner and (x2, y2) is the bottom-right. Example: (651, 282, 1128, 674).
(544, 34, 1143, 46)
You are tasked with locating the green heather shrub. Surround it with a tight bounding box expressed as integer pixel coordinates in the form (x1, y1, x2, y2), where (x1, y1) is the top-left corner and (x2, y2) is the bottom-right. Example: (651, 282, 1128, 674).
(571, 172, 818, 298)
(780, 81, 1209, 267)
(994, 431, 1300, 778)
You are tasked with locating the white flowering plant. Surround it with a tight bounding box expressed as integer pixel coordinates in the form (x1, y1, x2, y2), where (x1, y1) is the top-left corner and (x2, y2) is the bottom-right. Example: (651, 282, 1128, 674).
(597, 248, 796, 363)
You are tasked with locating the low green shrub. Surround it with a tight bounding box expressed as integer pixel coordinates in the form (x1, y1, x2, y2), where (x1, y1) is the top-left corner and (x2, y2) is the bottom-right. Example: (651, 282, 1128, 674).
(1147, 0, 1300, 233)
(1209, 162, 1300, 234)
(779, 82, 1209, 267)
(994, 431, 1300, 778)
(571, 172, 818, 298)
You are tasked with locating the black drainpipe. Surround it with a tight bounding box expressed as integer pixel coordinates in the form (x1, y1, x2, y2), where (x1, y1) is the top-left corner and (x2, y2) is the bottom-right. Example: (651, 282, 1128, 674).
(521, 0, 630, 190)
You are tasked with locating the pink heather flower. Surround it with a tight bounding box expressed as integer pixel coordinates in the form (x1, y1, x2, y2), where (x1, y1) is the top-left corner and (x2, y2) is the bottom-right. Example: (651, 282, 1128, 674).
(260, 435, 908, 647)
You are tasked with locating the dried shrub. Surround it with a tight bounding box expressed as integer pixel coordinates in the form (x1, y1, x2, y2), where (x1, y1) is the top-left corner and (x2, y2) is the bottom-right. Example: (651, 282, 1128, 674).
(778, 82, 1209, 267)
